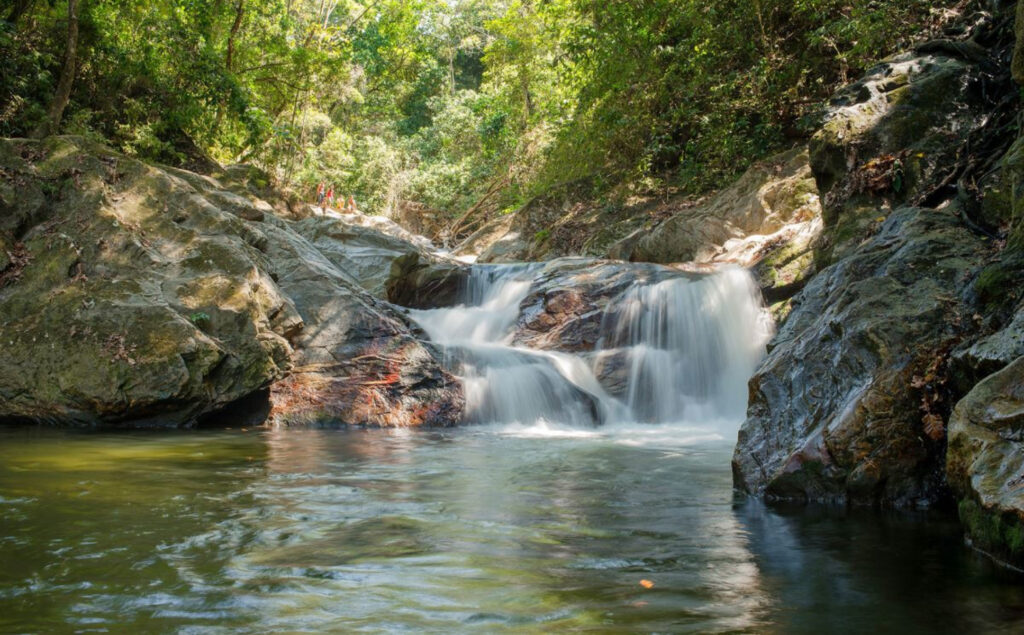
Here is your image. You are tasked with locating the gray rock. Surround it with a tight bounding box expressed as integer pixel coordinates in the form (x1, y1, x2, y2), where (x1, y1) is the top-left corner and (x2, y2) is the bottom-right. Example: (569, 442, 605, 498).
(809, 53, 989, 263)
(734, 207, 988, 506)
(622, 149, 821, 265)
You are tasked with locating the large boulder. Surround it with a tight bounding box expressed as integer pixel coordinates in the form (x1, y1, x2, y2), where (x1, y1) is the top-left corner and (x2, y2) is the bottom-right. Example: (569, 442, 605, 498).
(732, 44, 1003, 506)
(733, 207, 988, 506)
(0, 137, 462, 428)
(946, 356, 1024, 568)
(386, 252, 470, 310)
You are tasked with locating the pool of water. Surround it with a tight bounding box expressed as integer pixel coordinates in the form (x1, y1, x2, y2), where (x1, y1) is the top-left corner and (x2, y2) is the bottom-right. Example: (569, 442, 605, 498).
(1, 424, 1022, 633)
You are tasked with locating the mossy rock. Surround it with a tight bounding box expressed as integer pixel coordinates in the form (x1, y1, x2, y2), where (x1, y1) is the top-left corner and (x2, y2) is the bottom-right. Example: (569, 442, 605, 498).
(947, 356, 1024, 568)
(810, 53, 988, 240)
(0, 136, 462, 428)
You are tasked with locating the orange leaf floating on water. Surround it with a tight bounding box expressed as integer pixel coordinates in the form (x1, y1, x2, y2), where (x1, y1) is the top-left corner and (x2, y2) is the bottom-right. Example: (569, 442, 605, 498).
(640, 579, 654, 589)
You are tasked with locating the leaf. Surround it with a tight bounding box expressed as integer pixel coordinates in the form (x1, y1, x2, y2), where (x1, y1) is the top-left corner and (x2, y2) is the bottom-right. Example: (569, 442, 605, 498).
(923, 414, 945, 441)
(639, 579, 654, 589)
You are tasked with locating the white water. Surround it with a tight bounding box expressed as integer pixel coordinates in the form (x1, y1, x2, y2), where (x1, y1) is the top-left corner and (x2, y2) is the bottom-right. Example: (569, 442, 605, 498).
(410, 263, 772, 430)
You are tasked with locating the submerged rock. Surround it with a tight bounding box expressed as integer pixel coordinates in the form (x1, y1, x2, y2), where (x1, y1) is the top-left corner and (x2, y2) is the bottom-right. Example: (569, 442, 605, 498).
(0, 137, 462, 428)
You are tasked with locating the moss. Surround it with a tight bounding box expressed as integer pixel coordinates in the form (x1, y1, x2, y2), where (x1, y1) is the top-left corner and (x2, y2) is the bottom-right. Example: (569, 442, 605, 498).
(973, 261, 1024, 316)
(959, 498, 1024, 566)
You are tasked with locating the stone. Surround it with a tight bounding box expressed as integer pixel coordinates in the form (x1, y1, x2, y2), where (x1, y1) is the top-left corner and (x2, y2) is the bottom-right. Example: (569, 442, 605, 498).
(386, 253, 470, 309)
(947, 356, 1024, 568)
(734, 207, 989, 506)
(623, 149, 821, 265)
(808, 53, 989, 264)
(0, 136, 462, 428)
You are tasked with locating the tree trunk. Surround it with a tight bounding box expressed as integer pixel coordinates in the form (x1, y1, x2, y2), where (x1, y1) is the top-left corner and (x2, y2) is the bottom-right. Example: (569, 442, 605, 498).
(34, 0, 80, 138)
(225, 0, 244, 72)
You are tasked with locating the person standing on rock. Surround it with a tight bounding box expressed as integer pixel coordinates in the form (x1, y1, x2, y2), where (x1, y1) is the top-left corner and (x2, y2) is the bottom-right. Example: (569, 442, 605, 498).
(347, 195, 358, 213)
(316, 182, 325, 207)
(325, 185, 335, 209)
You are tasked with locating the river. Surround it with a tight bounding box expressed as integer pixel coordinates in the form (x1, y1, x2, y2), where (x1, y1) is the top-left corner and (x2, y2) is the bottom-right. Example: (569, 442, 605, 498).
(2, 425, 1023, 633)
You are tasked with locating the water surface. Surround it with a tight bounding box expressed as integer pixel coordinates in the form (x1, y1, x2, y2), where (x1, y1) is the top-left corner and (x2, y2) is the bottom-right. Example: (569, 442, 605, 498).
(2, 425, 1022, 633)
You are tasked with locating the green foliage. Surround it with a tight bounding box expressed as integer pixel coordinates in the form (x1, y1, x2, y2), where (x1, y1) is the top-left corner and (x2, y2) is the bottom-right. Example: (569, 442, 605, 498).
(2, 0, 963, 223)
(189, 311, 211, 329)
(537, 0, 944, 192)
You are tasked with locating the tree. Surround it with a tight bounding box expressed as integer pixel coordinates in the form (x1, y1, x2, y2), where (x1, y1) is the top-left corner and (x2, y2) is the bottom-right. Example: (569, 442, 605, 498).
(34, 0, 80, 138)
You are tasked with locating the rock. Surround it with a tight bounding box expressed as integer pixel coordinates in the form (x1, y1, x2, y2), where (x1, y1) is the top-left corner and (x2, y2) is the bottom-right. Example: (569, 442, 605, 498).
(387, 253, 470, 309)
(621, 149, 821, 265)
(588, 349, 631, 400)
(478, 228, 531, 263)
(508, 259, 684, 353)
(0, 137, 462, 428)
(454, 214, 517, 260)
(951, 301, 1024, 392)
(460, 178, 662, 264)
(733, 207, 989, 506)
(947, 356, 1024, 568)
(978, 124, 1024, 241)
(808, 53, 989, 264)
(291, 216, 433, 299)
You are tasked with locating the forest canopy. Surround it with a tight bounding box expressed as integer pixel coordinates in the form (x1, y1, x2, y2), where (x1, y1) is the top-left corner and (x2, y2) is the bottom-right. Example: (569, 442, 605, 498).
(2, 0, 955, 219)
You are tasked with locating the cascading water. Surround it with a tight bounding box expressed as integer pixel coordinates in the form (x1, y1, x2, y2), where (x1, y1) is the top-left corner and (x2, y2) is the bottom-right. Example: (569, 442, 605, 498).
(409, 263, 772, 428)
(597, 268, 772, 423)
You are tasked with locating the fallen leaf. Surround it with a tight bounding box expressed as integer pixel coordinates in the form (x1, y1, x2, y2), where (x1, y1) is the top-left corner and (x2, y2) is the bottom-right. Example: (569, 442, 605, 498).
(640, 579, 654, 589)
(923, 414, 945, 441)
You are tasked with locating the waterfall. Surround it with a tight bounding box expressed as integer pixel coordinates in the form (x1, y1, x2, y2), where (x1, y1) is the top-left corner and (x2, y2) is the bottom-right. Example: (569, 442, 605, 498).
(409, 263, 772, 427)
(596, 268, 772, 422)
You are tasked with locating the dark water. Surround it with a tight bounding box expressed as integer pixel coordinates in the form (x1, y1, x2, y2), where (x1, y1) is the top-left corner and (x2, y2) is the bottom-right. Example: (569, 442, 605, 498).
(1, 424, 1022, 634)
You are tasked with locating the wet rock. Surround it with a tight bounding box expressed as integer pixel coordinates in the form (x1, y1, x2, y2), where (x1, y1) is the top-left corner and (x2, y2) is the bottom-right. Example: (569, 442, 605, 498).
(946, 356, 1024, 568)
(734, 207, 989, 506)
(951, 300, 1024, 393)
(588, 349, 631, 400)
(509, 259, 684, 353)
(0, 137, 462, 428)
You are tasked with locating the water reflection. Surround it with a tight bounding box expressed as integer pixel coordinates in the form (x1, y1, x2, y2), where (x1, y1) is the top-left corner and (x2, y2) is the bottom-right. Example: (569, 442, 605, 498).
(1, 427, 1023, 633)
(736, 501, 1024, 634)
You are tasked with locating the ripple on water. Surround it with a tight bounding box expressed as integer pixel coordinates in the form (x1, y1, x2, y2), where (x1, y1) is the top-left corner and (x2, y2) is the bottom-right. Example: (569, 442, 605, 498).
(2, 427, 1024, 634)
